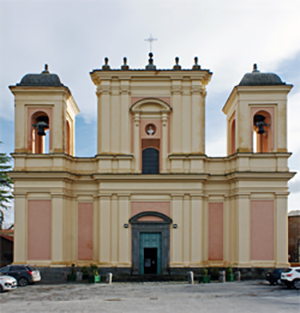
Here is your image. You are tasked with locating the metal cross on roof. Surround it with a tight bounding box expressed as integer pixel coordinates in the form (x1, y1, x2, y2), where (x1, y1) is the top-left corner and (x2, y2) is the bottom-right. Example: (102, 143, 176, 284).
(145, 34, 157, 52)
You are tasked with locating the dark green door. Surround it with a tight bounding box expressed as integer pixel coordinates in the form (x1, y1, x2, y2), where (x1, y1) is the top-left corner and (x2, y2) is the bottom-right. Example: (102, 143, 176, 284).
(139, 233, 162, 274)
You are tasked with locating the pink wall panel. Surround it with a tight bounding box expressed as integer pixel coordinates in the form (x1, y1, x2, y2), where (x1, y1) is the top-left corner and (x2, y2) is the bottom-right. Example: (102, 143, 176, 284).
(208, 202, 223, 260)
(78, 203, 93, 260)
(251, 200, 274, 260)
(131, 202, 170, 221)
(28, 200, 51, 260)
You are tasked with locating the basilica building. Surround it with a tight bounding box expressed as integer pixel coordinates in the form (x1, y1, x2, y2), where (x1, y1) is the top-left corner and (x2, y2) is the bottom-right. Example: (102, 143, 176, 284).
(9, 54, 294, 275)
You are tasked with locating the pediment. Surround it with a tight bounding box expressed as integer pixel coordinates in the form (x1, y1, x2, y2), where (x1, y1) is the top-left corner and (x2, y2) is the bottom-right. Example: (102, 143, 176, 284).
(130, 98, 171, 113)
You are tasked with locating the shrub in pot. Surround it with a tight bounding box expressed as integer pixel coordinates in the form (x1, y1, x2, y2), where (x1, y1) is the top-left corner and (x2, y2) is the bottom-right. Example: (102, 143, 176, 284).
(226, 266, 234, 282)
(89, 264, 101, 283)
(80, 266, 89, 280)
(199, 267, 210, 283)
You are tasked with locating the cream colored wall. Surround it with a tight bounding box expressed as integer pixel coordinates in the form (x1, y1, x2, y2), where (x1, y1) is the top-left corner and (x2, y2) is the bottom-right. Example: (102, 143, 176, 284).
(10, 168, 293, 268)
(93, 71, 211, 161)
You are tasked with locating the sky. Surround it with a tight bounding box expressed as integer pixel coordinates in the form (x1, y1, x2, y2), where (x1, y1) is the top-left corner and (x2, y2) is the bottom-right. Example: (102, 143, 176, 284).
(0, 0, 299, 227)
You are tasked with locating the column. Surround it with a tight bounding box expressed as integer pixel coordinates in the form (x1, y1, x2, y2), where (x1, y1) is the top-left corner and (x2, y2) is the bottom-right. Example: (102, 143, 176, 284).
(223, 196, 230, 263)
(190, 195, 203, 263)
(236, 194, 250, 266)
(199, 88, 206, 154)
(170, 195, 183, 264)
(110, 95, 120, 153)
(275, 193, 289, 266)
(120, 80, 130, 154)
(14, 100, 26, 152)
(97, 81, 111, 154)
(183, 195, 191, 264)
(134, 113, 140, 172)
(98, 195, 111, 264)
(171, 80, 182, 153)
(191, 83, 202, 153)
(118, 194, 131, 265)
(14, 194, 27, 262)
(51, 193, 64, 263)
(111, 194, 118, 264)
(277, 103, 287, 152)
(161, 113, 168, 173)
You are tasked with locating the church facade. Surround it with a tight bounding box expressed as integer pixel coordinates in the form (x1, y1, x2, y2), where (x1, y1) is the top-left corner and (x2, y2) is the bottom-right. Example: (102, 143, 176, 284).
(9, 55, 294, 275)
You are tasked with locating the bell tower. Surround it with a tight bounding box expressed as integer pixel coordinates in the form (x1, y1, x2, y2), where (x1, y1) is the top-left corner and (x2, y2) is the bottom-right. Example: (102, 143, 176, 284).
(223, 64, 292, 155)
(9, 65, 79, 155)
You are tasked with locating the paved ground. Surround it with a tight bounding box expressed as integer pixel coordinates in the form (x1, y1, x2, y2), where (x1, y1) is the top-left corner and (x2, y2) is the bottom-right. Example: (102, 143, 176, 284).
(0, 280, 299, 313)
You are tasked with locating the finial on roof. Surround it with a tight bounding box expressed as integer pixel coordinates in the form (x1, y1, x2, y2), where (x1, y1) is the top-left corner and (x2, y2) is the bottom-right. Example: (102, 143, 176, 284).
(252, 63, 259, 72)
(192, 57, 201, 70)
(42, 64, 50, 74)
(102, 57, 111, 70)
(145, 52, 156, 70)
(121, 57, 129, 70)
(173, 56, 181, 70)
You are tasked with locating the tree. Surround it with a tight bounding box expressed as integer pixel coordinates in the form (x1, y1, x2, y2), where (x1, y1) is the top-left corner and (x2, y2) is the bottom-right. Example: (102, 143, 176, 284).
(0, 143, 13, 229)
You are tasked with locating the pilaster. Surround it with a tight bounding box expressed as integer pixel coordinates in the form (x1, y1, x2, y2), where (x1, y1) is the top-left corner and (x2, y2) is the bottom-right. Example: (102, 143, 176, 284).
(236, 193, 250, 266)
(161, 113, 168, 172)
(118, 194, 131, 265)
(13, 193, 27, 263)
(51, 193, 65, 263)
(134, 113, 140, 172)
(170, 194, 183, 265)
(275, 193, 289, 266)
(171, 81, 182, 153)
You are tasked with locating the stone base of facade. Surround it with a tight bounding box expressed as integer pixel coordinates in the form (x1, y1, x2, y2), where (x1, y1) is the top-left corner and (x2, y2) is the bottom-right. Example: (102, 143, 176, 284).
(37, 266, 283, 283)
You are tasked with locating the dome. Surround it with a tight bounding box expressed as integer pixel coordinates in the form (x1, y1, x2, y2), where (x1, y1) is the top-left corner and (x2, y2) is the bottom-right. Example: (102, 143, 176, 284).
(239, 64, 285, 86)
(17, 65, 64, 87)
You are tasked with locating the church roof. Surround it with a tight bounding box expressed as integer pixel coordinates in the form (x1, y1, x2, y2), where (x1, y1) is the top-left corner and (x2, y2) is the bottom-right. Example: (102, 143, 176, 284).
(239, 64, 285, 86)
(17, 65, 64, 87)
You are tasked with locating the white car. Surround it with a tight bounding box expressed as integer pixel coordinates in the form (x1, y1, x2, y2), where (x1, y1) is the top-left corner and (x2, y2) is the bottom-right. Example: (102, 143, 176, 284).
(281, 267, 300, 289)
(0, 273, 17, 292)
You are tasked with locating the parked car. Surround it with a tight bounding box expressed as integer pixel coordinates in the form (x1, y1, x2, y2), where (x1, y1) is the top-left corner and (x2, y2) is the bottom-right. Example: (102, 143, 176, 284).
(0, 265, 41, 286)
(0, 273, 17, 292)
(281, 267, 300, 289)
(265, 268, 285, 285)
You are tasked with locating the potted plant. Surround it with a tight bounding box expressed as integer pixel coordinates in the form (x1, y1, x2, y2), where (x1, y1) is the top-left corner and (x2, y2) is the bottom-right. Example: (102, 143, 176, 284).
(89, 264, 101, 283)
(67, 264, 77, 282)
(80, 266, 89, 280)
(226, 266, 234, 282)
(199, 267, 210, 283)
(210, 267, 219, 281)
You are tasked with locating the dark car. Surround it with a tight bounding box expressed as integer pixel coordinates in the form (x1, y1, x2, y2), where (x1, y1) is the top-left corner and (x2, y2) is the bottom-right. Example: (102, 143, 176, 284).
(0, 265, 41, 286)
(265, 268, 285, 285)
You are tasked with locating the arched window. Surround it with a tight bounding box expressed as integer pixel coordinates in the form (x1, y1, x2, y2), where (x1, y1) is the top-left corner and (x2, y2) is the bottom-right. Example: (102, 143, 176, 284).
(142, 148, 159, 174)
(230, 119, 236, 155)
(31, 111, 50, 153)
(253, 110, 271, 153)
(66, 120, 71, 155)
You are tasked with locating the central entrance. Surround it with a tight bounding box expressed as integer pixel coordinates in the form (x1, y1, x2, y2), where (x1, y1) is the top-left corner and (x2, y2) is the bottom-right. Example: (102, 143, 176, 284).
(129, 211, 172, 275)
(139, 232, 161, 274)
